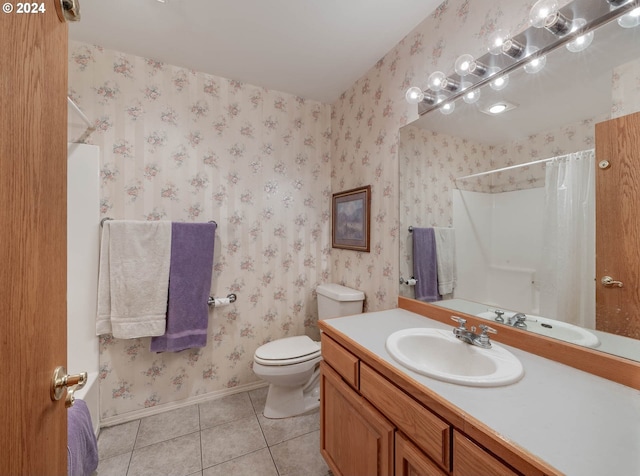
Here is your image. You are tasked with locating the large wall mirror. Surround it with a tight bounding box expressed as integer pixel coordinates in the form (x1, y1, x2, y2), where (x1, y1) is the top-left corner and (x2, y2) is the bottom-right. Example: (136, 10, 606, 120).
(399, 0, 640, 364)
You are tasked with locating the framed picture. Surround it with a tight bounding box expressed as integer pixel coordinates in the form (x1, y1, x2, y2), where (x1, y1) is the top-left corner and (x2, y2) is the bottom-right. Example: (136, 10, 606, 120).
(332, 185, 371, 252)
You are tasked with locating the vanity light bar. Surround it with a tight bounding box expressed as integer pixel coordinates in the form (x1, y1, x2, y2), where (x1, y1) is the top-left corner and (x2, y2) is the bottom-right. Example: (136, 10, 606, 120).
(411, 0, 640, 117)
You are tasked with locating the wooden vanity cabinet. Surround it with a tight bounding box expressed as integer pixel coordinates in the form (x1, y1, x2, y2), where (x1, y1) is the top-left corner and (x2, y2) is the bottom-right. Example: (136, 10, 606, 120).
(320, 333, 551, 476)
(320, 361, 394, 476)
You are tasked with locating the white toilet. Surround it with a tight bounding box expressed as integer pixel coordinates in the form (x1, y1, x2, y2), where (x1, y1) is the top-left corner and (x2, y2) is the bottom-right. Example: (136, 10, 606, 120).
(253, 283, 364, 419)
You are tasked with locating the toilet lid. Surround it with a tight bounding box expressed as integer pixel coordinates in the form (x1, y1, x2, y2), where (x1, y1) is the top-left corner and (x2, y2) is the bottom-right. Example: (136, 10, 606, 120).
(255, 335, 320, 362)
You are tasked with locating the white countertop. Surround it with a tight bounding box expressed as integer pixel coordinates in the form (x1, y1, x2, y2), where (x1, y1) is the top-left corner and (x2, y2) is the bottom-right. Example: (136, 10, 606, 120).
(323, 308, 640, 476)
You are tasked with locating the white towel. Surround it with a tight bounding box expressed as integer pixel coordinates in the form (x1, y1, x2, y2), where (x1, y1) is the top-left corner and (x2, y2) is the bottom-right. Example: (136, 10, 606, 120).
(96, 220, 172, 339)
(434, 227, 456, 297)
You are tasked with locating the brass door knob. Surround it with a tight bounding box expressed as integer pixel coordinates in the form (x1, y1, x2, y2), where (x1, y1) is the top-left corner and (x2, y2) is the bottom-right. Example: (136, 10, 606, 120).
(51, 366, 87, 407)
(601, 276, 623, 288)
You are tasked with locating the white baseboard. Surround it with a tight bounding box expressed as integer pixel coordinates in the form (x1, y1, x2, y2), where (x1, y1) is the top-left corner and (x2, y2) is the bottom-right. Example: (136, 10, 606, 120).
(99, 381, 269, 428)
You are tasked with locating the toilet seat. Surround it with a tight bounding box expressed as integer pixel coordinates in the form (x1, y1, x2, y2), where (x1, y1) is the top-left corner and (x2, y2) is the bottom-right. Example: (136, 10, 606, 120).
(254, 335, 321, 366)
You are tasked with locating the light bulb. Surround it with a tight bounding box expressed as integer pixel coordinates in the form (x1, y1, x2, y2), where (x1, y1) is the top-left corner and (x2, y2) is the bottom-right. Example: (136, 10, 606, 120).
(454, 54, 474, 76)
(618, 7, 640, 28)
(490, 73, 509, 91)
(524, 49, 547, 74)
(463, 86, 481, 104)
(529, 0, 559, 28)
(405, 87, 425, 104)
(501, 38, 526, 58)
(566, 19, 594, 52)
(439, 98, 455, 115)
(487, 29, 507, 55)
(454, 54, 488, 77)
(427, 71, 447, 91)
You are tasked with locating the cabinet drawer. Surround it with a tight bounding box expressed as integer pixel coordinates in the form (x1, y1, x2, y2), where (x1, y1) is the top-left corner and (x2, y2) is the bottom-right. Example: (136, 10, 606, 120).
(321, 334, 359, 389)
(360, 363, 451, 471)
(453, 431, 520, 476)
(396, 432, 448, 476)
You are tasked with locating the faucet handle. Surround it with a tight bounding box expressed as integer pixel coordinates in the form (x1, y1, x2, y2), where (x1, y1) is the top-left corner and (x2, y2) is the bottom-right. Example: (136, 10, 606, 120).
(479, 324, 497, 335)
(451, 316, 467, 329)
(493, 309, 505, 323)
(475, 325, 497, 348)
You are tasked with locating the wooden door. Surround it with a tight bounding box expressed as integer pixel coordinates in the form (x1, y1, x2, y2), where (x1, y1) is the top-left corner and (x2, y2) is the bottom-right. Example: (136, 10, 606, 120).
(0, 1, 69, 474)
(595, 111, 640, 339)
(396, 432, 448, 476)
(320, 362, 394, 476)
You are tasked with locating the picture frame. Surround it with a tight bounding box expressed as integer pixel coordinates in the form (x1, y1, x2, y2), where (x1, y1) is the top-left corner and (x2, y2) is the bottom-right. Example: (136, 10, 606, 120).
(332, 185, 371, 252)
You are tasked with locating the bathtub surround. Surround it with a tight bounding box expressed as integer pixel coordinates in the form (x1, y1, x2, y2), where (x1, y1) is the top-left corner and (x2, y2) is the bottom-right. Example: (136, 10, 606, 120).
(69, 41, 331, 419)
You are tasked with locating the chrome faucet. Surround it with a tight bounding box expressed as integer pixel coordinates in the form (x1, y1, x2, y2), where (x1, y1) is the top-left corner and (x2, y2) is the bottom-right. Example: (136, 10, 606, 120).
(508, 313, 528, 329)
(451, 316, 497, 349)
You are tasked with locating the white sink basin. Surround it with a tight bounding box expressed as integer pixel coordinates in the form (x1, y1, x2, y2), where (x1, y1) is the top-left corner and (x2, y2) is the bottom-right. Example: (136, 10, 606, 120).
(476, 311, 600, 348)
(385, 328, 524, 387)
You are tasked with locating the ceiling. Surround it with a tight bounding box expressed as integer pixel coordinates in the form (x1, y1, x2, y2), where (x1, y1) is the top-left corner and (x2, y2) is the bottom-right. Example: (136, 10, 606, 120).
(68, 0, 443, 103)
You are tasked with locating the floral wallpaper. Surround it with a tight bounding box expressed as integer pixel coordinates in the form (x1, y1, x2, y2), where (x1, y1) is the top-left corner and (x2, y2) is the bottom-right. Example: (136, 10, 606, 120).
(612, 58, 640, 119)
(68, 41, 332, 419)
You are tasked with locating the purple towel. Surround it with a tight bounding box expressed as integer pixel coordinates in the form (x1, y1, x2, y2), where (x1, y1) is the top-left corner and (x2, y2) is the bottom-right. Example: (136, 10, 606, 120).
(151, 222, 216, 352)
(412, 227, 440, 302)
(67, 399, 98, 476)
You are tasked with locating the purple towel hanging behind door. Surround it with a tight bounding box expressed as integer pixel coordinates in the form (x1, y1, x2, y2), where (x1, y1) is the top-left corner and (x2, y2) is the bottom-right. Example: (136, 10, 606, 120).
(151, 222, 216, 352)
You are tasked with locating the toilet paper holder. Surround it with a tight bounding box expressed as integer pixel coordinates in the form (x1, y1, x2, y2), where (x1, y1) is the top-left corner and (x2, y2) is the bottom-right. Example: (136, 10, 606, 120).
(208, 293, 237, 307)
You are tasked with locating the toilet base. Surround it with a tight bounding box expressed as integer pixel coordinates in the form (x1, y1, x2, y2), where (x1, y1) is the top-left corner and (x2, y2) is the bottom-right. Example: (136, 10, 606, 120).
(263, 368, 320, 419)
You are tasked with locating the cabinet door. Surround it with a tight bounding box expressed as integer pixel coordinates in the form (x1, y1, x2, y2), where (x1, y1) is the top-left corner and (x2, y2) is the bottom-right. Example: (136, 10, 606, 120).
(320, 361, 394, 476)
(396, 432, 448, 476)
(453, 431, 520, 476)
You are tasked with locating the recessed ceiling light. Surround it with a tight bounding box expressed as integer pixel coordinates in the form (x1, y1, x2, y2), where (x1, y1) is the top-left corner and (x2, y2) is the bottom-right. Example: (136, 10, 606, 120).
(480, 101, 518, 116)
(489, 103, 508, 114)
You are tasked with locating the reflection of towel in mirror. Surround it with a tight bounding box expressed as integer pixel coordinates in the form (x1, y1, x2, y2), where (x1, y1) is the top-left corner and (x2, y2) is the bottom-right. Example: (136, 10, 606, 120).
(96, 220, 172, 338)
(150, 222, 217, 353)
(412, 227, 440, 302)
(434, 227, 456, 297)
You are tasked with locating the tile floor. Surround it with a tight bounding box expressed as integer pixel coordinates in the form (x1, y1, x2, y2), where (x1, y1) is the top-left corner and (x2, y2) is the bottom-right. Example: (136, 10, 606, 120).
(95, 386, 331, 476)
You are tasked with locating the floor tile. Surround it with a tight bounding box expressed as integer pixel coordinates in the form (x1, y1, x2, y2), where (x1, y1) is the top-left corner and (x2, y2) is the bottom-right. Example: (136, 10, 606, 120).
(94, 452, 131, 476)
(135, 405, 200, 449)
(202, 448, 278, 476)
(199, 392, 255, 430)
(270, 430, 329, 476)
(200, 415, 266, 468)
(98, 420, 140, 459)
(128, 431, 201, 476)
(257, 408, 320, 446)
(248, 386, 268, 414)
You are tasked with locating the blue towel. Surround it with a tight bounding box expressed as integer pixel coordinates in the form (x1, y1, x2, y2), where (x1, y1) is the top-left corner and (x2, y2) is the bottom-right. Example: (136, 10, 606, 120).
(151, 222, 216, 352)
(412, 227, 440, 302)
(67, 399, 98, 476)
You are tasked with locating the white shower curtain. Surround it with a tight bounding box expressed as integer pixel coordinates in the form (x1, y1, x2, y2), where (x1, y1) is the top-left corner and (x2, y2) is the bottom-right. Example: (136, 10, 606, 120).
(538, 150, 595, 328)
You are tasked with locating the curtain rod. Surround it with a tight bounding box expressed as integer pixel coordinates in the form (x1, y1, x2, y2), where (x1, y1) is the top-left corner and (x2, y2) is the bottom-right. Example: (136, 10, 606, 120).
(454, 149, 594, 181)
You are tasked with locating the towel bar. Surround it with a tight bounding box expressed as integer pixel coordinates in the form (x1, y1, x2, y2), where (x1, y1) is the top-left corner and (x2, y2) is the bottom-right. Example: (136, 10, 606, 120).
(101, 217, 218, 227)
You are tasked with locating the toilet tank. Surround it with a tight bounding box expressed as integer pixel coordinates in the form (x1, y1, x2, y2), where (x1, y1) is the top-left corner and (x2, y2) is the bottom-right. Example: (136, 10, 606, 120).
(316, 283, 364, 320)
